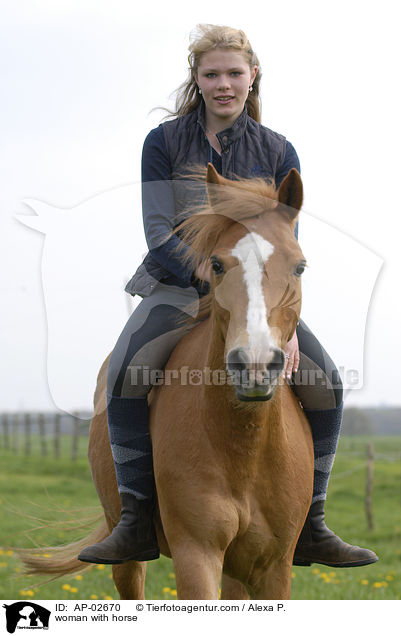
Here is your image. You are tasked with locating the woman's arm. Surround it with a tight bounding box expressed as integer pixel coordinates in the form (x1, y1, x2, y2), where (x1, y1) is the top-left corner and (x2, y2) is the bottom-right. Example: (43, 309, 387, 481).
(275, 141, 301, 187)
(142, 126, 194, 286)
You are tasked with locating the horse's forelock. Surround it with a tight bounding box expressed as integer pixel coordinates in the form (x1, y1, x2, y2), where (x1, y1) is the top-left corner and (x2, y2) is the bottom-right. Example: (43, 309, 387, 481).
(174, 173, 278, 269)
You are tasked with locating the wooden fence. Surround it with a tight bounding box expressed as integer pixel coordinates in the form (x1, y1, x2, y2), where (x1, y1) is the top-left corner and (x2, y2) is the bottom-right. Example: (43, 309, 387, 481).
(0, 411, 91, 461)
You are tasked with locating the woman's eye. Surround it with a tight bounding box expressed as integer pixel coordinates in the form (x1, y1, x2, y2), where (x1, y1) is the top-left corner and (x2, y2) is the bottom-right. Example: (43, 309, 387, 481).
(206, 73, 216, 78)
(211, 259, 224, 274)
(294, 263, 306, 277)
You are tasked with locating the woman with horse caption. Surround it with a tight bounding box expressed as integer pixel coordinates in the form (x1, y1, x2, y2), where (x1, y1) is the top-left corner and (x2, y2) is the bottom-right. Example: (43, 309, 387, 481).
(20, 24, 377, 598)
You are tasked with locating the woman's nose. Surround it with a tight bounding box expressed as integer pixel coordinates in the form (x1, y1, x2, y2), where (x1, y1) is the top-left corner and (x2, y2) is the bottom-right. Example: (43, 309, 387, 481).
(217, 75, 230, 90)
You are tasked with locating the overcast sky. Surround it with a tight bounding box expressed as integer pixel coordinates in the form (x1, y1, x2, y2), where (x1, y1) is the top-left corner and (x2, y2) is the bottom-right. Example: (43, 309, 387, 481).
(1, 0, 400, 413)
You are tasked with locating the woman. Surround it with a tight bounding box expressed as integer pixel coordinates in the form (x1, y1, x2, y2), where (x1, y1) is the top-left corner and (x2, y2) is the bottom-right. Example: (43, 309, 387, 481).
(78, 24, 377, 568)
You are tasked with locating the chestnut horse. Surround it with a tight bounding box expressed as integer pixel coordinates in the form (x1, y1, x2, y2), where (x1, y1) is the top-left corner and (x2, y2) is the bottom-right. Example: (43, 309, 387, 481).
(19, 166, 313, 600)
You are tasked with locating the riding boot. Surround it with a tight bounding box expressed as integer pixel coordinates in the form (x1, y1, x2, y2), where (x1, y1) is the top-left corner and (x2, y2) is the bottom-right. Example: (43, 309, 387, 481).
(293, 499, 378, 567)
(78, 492, 160, 564)
(78, 396, 160, 564)
(293, 403, 378, 567)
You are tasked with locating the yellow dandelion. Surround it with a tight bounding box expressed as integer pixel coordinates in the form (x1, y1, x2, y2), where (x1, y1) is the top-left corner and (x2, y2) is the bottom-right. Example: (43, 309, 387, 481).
(90, 594, 98, 600)
(109, 574, 113, 579)
(0, 563, 7, 568)
(219, 588, 221, 599)
(0, 550, 3, 555)
(103, 596, 113, 600)
(5, 550, 13, 557)
(291, 572, 296, 578)
(385, 575, 394, 581)
(312, 568, 320, 574)
(162, 587, 171, 594)
(75, 575, 83, 581)
(42, 554, 52, 559)
(361, 580, 369, 585)
(62, 584, 71, 591)
(168, 572, 175, 579)
(372, 581, 387, 588)
(320, 574, 331, 583)
(70, 587, 78, 593)
(170, 589, 177, 596)
(333, 579, 340, 584)
(20, 590, 34, 597)
(96, 564, 106, 570)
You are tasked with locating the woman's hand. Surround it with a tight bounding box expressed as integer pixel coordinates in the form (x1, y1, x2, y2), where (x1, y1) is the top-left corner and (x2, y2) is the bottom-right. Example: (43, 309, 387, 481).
(194, 259, 211, 283)
(283, 329, 300, 381)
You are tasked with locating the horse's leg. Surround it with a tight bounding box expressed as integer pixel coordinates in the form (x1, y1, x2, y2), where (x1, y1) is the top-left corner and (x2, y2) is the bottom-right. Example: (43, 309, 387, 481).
(112, 561, 147, 600)
(220, 574, 250, 600)
(172, 542, 223, 600)
(250, 558, 292, 600)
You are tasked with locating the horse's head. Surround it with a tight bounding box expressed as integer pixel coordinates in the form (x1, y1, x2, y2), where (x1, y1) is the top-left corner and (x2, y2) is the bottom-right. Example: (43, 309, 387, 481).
(176, 163, 305, 402)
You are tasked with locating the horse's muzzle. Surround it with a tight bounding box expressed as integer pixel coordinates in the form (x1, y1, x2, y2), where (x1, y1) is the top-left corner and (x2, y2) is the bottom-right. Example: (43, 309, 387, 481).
(226, 346, 285, 402)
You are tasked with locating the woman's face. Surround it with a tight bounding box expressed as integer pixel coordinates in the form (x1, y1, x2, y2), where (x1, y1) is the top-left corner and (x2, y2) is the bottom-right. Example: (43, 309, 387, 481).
(195, 48, 257, 129)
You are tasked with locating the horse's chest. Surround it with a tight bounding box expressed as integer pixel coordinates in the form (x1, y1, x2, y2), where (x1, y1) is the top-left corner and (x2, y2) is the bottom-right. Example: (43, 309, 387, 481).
(223, 490, 305, 583)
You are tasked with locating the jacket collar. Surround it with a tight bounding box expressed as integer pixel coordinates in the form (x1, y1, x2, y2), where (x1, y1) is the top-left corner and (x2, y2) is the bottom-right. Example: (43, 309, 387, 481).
(196, 101, 248, 149)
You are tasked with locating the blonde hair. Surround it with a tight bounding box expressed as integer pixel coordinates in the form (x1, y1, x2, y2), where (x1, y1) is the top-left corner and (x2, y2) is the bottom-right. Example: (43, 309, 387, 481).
(169, 24, 262, 123)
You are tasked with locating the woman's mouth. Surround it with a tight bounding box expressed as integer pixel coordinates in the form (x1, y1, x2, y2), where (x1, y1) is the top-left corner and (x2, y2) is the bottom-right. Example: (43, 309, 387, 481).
(214, 95, 234, 104)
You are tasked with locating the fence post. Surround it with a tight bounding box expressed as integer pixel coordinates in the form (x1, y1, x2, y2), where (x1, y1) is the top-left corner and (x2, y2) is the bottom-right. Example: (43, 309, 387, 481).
(13, 412, 19, 454)
(38, 412, 47, 457)
(1, 413, 10, 450)
(2, 413, 10, 450)
(54, 412, 61, 459)
(24, 412, 31, 456)
(365, 441, 374, 531)
(71, 411, 79, 462)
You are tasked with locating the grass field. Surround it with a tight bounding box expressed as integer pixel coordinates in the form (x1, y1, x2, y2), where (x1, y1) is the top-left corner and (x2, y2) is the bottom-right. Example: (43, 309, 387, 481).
(0, 434, 400, 600)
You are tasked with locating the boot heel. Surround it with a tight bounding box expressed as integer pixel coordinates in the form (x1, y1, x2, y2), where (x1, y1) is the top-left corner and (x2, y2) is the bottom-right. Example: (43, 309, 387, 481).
(293, 558, 312, 567)
(131, 547, 160, 562)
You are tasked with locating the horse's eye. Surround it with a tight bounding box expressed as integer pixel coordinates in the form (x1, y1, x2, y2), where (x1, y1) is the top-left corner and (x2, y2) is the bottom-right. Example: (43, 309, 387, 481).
(294, 263, 306, 277)
(211, 259, 224, 275)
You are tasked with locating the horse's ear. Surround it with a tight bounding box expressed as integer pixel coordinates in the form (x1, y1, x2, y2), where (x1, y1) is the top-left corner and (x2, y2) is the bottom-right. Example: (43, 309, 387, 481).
(206, 162, 222, 185)
(277, 169, 303, 219)
(206, 163, 232, 208)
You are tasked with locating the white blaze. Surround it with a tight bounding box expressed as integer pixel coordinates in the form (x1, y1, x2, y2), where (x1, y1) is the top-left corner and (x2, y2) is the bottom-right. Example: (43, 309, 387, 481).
(231, 232, 274, 351)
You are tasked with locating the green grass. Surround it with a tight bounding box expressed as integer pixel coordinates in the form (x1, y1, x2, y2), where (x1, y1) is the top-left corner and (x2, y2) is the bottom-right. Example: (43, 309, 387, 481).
(0, 435, 400, 600)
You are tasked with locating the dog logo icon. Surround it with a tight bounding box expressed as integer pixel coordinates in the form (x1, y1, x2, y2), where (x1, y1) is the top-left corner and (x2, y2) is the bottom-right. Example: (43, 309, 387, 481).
(2, 602, 51, 633)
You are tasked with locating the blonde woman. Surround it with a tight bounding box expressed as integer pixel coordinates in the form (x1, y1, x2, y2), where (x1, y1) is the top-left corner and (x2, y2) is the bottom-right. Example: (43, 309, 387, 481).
(79, 24, 377, 569)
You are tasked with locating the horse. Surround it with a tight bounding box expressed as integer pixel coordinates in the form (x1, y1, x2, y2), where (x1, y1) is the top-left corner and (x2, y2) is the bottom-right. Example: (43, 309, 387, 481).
(18, 164, 314, 600)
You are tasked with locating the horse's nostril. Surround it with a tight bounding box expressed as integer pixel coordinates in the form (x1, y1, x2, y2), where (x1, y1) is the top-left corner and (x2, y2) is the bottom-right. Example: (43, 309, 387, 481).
(226, 347, 251, 373)
(266, 347, 285, 372)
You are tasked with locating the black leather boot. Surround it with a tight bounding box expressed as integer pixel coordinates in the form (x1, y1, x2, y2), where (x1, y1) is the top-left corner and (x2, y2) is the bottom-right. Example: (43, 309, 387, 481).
(293, 500, 378, 567)
(78, 493, 160, 564)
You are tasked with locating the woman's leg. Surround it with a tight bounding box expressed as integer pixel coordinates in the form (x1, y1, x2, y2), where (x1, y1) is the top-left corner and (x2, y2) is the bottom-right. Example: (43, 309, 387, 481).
(291, 319, 378, 567)
(293, 319, 344, 504)
(78, 284, 200, 564)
